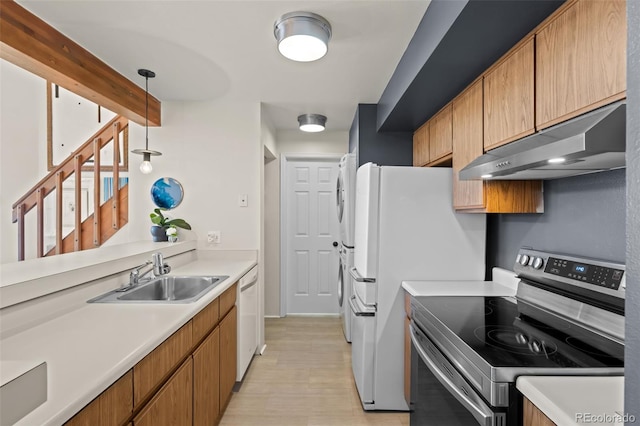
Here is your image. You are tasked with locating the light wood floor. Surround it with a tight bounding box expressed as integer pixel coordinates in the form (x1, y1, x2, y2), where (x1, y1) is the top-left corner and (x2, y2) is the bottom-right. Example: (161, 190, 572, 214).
(220, 317, 409, 426)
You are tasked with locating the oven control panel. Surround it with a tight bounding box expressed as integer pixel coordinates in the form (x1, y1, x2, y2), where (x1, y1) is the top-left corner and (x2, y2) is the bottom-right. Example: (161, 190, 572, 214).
(543, 257, 624, 290)
(514, 249, 625, 296)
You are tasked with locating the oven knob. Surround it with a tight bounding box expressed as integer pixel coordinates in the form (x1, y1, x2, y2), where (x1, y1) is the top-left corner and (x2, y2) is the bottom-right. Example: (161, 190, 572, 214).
(530, 340, 542, 353)
(533, 257, 544, 270)
(515, 333, 528, 345)
(519, 255, 530, 266)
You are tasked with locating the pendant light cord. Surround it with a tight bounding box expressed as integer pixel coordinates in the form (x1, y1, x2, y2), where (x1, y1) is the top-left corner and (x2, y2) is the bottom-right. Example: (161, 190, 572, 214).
(145, 74, 149, 151)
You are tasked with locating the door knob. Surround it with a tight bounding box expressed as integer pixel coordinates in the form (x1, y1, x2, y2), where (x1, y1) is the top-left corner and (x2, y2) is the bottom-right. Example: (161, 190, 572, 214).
(333, 241, 339, 247)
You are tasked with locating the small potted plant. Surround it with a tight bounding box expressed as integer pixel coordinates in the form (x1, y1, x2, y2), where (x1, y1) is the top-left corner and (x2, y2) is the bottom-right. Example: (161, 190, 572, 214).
(149, 208, 191, 242)
(166, 225, 178, 243)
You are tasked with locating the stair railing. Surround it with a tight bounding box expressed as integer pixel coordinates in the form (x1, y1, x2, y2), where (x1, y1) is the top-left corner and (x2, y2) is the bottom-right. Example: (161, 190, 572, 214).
(11, 115, 129, 261)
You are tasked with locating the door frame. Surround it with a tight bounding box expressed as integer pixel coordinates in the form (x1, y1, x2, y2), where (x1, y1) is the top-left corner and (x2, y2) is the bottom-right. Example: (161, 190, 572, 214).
(279, 153, 343, 317)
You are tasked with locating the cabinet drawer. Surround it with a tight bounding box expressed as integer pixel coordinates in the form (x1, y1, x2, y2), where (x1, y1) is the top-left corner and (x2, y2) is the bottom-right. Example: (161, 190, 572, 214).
(192, 298, 219, 345)
(65, 371, 133, 426)
(219, 283, 237, 318)
(133, 322, 192, 408)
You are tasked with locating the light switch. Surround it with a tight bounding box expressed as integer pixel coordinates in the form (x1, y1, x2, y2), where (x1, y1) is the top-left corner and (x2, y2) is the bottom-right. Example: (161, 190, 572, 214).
(239, 194, 248, 207)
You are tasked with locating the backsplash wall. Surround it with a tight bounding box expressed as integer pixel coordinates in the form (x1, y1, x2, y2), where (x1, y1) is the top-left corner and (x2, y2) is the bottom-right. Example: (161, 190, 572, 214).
(486, 168, 626, 272)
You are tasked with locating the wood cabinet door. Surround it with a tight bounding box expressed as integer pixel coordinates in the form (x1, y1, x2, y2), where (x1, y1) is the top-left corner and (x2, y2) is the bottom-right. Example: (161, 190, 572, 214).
(429, 104, 452, 162)
(452, 80, 485, 210)
(193, 328, 221, 426)
(536, 0, 626, 130)
(133, 358, 193, 426)
(404, 315, 411, 407)
(219, 305, 237, 410)
(412, 122, 430, 167)
(484, 37, 535, 150)
(523, 397, 556, 426)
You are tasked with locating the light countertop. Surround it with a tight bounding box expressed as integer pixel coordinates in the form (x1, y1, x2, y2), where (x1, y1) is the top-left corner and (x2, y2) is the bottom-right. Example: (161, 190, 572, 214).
(517, 376, 625, 425)
(0, 255, 256, 426)
(402, 267, 518, 297)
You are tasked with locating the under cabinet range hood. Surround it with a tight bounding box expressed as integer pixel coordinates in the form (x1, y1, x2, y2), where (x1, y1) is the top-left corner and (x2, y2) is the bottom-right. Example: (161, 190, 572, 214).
(459, 101, 626, 180)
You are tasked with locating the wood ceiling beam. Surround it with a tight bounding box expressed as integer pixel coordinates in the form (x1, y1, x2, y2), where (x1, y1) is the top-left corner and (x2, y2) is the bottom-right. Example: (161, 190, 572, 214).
(0, 1, 161, 126)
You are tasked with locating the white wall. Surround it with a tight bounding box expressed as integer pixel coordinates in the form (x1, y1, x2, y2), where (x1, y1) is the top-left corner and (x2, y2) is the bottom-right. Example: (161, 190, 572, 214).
(261, 110, 280, 317)
(276, 130, 349, 156)
(262, 129, 348, 317)
(0, 61, 47, 263)
(124, 99, 261, 251)
(0, 61, 262, 262)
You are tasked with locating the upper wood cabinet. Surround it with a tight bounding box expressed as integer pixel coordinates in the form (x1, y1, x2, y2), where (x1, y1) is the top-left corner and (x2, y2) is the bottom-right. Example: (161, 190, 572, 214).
(536, 0, 626, 130)
(483, 37, 535, 151)
(453, 81, 485, 210)
(412, 122, 430, 167)
(453, 80, 544, 213)
(429, 104, 453, 163)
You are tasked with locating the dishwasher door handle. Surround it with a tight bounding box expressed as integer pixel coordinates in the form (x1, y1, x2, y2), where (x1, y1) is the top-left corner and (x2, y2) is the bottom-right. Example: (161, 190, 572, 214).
(241, 279, 257, 291)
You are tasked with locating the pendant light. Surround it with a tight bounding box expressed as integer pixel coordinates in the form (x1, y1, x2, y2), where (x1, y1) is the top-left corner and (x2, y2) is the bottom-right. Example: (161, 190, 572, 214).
(274, 12, 332, 62)
(298, 114, 327, 132)
(131, 69, 161, 174)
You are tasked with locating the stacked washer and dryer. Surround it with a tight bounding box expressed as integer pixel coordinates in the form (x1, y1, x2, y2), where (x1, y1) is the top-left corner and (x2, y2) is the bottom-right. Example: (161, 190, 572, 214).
(336, 153, 357, 342)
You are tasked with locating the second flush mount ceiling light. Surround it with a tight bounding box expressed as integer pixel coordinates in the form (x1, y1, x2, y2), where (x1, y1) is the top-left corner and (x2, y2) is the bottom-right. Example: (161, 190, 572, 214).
(298, 114, 327, 132)
(274, 11, 332, 62)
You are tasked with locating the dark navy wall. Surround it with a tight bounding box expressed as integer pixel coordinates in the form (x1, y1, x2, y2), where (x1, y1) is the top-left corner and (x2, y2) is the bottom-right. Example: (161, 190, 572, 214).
(487, 169, 626, 272)
(377, 0, 564, 131)
(625, 0, 640, 420)
(349, 104, 413, 167)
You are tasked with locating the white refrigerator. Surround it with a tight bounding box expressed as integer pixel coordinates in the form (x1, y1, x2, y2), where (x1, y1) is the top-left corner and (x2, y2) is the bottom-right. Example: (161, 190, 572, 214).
(349, 163, 486, 411)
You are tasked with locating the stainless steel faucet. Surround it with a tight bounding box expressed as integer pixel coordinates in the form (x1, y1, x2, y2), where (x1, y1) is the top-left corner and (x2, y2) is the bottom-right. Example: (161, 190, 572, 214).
(117, 252, 171, 292)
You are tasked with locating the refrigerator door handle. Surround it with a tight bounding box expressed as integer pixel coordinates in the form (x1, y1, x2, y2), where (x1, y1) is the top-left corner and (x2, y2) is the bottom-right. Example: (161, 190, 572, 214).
(349, 295, 376, 317)
(350, 267, 376, 283)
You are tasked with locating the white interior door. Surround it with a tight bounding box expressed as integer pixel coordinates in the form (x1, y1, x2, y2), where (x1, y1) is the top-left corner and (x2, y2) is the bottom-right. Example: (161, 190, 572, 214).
(283, 158, 340, 314)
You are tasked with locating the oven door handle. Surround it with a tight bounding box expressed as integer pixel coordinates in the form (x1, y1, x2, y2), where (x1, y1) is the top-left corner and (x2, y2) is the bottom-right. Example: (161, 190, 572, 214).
(410, 324, 496, 426)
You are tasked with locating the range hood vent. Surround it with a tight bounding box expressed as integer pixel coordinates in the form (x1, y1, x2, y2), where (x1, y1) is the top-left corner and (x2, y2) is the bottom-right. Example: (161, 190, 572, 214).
(459, 101, 626, 180)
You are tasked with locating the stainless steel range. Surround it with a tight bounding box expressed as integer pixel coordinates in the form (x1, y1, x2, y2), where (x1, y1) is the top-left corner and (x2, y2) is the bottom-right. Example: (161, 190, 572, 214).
(409, 248, 625, 426)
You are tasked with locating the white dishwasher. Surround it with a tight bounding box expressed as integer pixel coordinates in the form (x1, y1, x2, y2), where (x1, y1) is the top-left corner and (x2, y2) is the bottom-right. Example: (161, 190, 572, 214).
(237, 265, 258, 381)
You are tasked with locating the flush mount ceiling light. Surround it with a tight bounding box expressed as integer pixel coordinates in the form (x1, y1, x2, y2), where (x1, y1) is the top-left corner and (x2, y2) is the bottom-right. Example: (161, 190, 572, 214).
(274, 11, 332, 62)
(548, 157, 567, 164)
(131, 69, 161, 174)
(298, 114, 327, 132)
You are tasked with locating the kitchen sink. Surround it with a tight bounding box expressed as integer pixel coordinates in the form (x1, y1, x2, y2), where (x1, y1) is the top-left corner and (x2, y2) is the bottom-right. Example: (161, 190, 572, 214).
(88, 275, 229, 304)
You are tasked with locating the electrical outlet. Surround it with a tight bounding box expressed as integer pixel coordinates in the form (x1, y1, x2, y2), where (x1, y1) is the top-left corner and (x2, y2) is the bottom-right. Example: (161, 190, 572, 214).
(207, 230, 221, 244)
